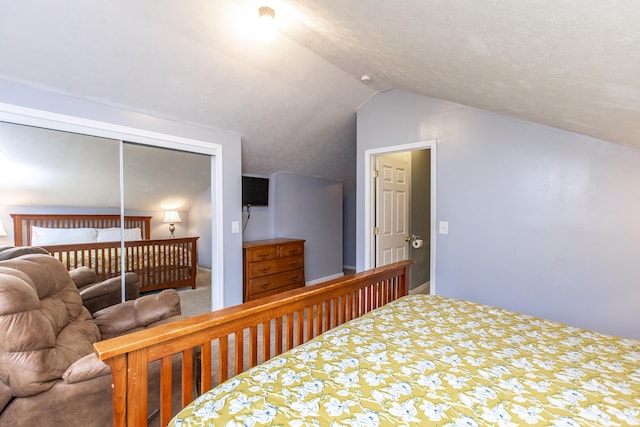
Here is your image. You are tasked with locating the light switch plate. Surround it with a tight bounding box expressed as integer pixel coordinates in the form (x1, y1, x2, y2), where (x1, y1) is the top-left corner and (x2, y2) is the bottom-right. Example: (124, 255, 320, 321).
(439, 221, 449, 235)
(232, 221, 240, 233)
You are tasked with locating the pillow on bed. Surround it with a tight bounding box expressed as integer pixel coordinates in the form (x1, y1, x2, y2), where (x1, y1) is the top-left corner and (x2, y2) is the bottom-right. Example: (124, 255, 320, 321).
(31, 226, 98, 246)
(96, 227, 142, 242)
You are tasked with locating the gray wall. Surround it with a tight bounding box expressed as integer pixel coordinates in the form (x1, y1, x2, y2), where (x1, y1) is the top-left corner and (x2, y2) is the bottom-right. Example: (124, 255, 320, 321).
(410, 149, 430, 289)
(357, 89, 640, 339)
(243, 172, 344, 283)
(0, 79, 245, 308)
(189, 188, 212, 269)
(274, 172, 343, 282)
(342, 189, 357, 269)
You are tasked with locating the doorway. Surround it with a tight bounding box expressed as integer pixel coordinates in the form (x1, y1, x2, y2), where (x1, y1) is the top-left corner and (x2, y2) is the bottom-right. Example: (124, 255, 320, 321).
(365, 140, 436, 294)
(374, 152, 410, 267)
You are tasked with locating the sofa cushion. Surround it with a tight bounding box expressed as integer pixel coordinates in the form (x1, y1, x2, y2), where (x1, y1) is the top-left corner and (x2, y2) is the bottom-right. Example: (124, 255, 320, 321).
(0, 255, 100, 397)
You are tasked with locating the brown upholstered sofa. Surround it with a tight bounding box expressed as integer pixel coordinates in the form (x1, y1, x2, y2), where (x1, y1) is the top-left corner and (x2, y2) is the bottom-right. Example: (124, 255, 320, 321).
(0, 245, 140, 314)
(0, 252, 186, 426)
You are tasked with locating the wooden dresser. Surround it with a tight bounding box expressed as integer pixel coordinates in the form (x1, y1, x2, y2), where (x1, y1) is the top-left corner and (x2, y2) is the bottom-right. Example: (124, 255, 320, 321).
(242, 238, 305, 302)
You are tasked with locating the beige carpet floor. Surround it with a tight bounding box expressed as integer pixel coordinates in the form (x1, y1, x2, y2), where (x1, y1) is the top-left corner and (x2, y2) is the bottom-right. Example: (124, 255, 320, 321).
(175, 268, 212, 317)
(173, 271, 325, 387)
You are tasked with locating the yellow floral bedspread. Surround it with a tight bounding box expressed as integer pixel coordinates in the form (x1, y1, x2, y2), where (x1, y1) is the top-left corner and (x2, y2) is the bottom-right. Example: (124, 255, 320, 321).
(170, 295, 640, 426)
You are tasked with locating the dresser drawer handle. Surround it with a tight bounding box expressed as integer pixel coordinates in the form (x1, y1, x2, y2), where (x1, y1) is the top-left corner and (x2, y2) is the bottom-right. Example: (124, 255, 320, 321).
(287, 261, 298, 266)
(258, 266, 271, 273)
(289, 275, 299, 281)
(260, 281, 271, 289)
(257, 252, 270, 259)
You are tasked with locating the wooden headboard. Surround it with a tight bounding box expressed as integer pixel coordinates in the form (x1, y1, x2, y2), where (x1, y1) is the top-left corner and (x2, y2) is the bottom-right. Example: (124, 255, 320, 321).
(11, 214, 153, 246)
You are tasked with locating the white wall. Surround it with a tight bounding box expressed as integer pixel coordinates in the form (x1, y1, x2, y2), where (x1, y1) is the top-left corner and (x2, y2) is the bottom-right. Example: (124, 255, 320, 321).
(0, 79, 245, 307)
(357, 89, 640, 339)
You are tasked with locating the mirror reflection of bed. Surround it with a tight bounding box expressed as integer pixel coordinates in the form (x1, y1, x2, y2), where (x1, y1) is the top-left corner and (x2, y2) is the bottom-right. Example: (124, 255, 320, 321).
(0, 121, 214, 315)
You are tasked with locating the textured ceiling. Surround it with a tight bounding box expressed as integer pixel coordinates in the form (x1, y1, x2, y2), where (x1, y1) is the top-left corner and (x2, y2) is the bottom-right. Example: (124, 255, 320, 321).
(280, 0, 640, 147)
(0, 0, 638, 200)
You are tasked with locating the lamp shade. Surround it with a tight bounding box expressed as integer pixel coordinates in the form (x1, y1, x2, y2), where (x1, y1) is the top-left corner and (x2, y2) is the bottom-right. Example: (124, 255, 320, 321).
(0, 220, 6, 237)
(163, 211, 182, 224)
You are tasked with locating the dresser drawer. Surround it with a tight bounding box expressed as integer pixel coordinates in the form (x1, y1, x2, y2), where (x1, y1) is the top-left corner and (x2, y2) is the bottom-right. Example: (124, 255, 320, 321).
(248, 255, 304, 278)
(249, 283, 302, 301)
(249, 268, 305, 295)
(246, 246, 278, 262)
(280, 242, 304, 257)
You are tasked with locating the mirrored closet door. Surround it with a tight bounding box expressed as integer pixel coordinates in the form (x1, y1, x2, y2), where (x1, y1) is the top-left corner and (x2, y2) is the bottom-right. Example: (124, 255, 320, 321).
(0, 120, 214, 314)
(122, 142, 212, 316)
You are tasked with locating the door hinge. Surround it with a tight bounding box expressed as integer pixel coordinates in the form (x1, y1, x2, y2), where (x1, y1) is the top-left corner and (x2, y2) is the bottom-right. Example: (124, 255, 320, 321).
(373, 169, 379, 179)
(373, 227, 379, 235)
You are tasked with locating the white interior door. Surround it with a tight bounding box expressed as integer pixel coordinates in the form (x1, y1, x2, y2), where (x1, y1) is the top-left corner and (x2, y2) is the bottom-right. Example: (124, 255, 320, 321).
(375, 153, 410, 266)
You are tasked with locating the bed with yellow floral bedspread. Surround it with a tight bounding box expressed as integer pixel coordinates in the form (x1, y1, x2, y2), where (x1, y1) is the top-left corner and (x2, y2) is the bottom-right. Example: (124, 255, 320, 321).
(170, 294, 640, 426)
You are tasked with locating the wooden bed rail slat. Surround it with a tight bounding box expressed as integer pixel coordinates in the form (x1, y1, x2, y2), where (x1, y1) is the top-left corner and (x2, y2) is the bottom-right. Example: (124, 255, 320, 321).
(200, 343, 212, 393)
(234, 331, 244, 375)
(218, 337, 229, 383)
(160, 355, 173, 425)
(127, 348, 148, 427)
(94, 260, 412, 427)
(262, 320, 271, 362)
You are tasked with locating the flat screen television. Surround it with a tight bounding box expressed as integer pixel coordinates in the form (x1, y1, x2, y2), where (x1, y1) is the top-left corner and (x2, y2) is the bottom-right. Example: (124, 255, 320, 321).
(242, 176, 269, 206)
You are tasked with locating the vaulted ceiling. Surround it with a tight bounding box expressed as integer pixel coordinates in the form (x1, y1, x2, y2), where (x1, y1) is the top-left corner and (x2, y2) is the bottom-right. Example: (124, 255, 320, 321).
(1, 0, 638, 200)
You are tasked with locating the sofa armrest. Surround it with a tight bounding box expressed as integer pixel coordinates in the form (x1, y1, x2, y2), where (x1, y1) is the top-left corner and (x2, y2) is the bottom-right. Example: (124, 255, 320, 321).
(78, 272, 139, 300)
(93, 289, 182, 340)
(68, 265, 99, 287)
(78, 272, 140, 314)
(62, 353, 111, 384)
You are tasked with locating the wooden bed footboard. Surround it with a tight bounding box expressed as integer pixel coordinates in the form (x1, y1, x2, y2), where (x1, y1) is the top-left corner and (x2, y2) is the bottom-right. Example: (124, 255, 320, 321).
(94, 260, 412, 427)
(11, 213, 198, 292)
(43, 237, 199, 293)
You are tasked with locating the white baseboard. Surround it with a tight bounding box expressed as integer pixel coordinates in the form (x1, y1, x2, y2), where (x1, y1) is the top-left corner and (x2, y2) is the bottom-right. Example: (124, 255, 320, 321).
(306, 272, 344, 286)
(409, 281, 430, 295)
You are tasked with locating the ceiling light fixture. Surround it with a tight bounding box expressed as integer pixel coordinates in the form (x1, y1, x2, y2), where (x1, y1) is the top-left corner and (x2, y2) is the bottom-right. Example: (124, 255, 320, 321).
(258, 6, 277, 41)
